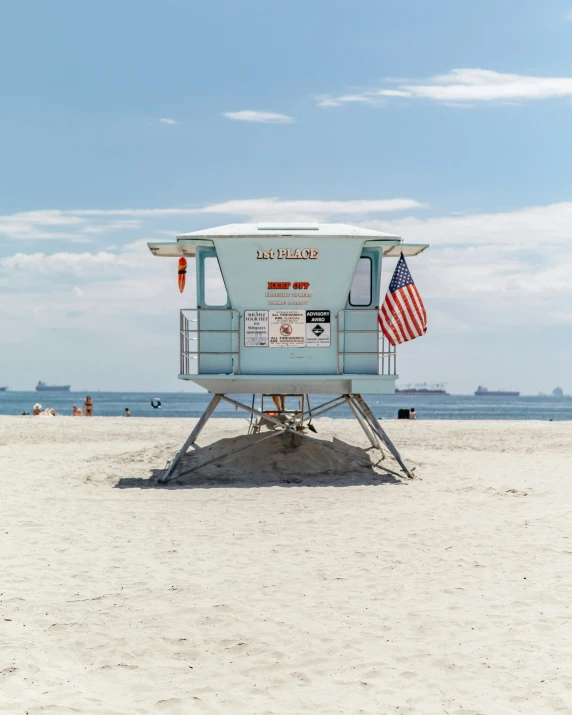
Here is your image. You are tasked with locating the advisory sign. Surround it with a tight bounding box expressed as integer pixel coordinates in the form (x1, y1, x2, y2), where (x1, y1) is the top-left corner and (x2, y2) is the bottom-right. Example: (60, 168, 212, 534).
(244, 310, 269, 347)
(305, 310, 331, 347)
(269, 310, 306, 348)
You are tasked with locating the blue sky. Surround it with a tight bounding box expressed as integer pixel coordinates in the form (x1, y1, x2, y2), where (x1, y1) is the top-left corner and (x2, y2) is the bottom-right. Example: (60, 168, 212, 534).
(2, 0, 572, 393)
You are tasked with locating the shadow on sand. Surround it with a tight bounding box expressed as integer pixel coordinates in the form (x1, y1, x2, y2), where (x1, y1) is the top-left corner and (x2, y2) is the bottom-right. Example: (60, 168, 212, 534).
(115, 431, 408, 490)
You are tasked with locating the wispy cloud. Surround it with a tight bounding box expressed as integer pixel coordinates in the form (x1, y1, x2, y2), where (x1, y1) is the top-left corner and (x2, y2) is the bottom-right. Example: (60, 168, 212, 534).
(5, 201, 572, 325)
(0, 248, 143, 276)
(159, 117, 177, 124)
(316, 94, 375, 107)
(0, 238, 194, 356)
(364, 200, 572, 330)
(185, 197, 425, 220)
(6, 197, 572, 255)
(365, 200, 572, 249)
(0, 198, 425, 240)
(0, 210, 140, 242)
(4, 199, 572, 392)
(74, 197, 426, 219)
(0, 210, 86, 242)
(318, 68, 572, 107)
(222, 110, 294, 123)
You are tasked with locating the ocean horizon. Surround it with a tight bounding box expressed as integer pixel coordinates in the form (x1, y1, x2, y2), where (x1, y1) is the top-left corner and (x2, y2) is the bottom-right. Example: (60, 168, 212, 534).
(2, 390, 572, 421)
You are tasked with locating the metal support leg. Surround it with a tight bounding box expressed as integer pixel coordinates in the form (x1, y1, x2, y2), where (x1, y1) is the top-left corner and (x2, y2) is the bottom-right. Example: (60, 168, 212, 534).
(219, 395, 384, 471)
(349, 395, 387, 455)
(160, 393, 413, 483)
(353, 394, 414, 478)
(345, 394, 381, 451)
(160, 393, 222, 483)
(178, 396, 374, 476)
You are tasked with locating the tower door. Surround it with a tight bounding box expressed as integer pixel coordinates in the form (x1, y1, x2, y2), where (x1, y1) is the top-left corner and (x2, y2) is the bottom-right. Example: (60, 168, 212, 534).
(341, 248, 381, 375)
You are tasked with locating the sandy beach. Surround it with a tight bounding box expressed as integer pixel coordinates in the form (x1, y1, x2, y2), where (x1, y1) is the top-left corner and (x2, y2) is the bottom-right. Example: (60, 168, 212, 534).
(1, 415, 571, 714)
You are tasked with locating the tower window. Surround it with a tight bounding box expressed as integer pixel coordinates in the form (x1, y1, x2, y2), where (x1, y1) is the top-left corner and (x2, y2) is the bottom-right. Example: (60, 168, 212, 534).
(204, 256, 228, 306)
(349, 257, 372, 306)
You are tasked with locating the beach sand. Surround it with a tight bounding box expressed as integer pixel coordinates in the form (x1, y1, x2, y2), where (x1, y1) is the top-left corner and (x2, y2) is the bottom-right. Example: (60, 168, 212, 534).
(1, 415, 571, 714)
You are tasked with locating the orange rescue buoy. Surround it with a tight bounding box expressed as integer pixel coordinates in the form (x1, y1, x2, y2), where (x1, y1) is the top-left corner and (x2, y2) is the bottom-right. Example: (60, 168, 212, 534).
(177, 257, 187, 293)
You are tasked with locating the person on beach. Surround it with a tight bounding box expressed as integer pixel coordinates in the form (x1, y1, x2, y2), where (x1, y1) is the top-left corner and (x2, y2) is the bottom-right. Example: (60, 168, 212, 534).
(40, 407, 58, 416)
(410, 408, 417, 420)
(33, 403, 42, 415)
(84, 396, 93, 416)
(124, 408, 131, 417)
(271, 395, 285, 412)
(72, 404, 83, 416)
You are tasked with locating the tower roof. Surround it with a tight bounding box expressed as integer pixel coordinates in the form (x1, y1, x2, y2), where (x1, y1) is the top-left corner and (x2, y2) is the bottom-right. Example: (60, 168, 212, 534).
(176, 222, 401, 240)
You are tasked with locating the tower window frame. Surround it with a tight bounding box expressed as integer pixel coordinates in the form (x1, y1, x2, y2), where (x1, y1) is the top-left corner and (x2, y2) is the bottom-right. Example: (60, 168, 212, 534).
(349, 256, 373, 307)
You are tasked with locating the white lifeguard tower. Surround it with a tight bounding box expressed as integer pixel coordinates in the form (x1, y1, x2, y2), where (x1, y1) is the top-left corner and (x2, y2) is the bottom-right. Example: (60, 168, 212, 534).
(149, 223, 428, 482)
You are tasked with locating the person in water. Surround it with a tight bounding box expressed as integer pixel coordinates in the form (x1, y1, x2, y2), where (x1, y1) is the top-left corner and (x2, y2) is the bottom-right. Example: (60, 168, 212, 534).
(84, 395, 93, 416)
(124, 408, 131, 417)
(72, 404, 83, 416)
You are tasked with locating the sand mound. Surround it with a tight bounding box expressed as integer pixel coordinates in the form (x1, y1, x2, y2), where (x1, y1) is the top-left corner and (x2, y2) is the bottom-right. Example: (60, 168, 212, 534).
(172, 430, 379, 483)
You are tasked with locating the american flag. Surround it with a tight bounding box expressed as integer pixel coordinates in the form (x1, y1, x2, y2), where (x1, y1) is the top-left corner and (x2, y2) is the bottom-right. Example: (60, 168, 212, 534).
(378, 253, 427, 346)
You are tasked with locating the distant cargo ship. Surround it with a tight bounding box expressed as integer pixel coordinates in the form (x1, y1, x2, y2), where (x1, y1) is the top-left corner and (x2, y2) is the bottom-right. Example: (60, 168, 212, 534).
(36, 381, 71, 392)
(396, 383, 449, 396)
(474, 385, 520, 397)
(0, 386, 7, 392)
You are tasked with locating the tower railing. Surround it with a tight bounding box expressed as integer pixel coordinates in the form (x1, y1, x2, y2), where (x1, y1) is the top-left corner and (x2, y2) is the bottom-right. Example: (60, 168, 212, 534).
(179, 309, 395, 377)
(180, 309, 241, 375)
(335, 309, 396, 376)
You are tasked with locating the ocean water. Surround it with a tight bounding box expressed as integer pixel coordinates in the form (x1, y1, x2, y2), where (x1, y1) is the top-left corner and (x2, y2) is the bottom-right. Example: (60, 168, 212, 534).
(1, 391, 572, 421)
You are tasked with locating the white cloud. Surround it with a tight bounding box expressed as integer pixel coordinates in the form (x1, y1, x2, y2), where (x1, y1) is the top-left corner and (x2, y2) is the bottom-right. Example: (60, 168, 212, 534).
(222, 110, 294, 123)
(4, 199, 572, 314)
(316, 94, 374, 107)
(361, 200, 572, 338)
(1, 249, 137, 276)
(365, 200, 572, 248)
(71, 197, 425, 221)
(82, 220, 140, 234)
(319, 68, 572, 107)
(0, 198, 425, 241)
(0, 239, 151, 278)
(159, 118, 177, 124)
(0, 210, 84, 241)
(0, 210, 140, 242)
(187, 197, 425, 219)
(5, 196, 572, 250)
(3, 198, 572, 392)
(0, 240, 181, 332)
(4, 198, 572, 329)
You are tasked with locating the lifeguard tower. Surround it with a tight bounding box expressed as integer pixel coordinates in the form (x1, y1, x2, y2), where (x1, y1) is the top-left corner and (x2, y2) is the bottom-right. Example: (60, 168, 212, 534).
(148, 223, 428, 482)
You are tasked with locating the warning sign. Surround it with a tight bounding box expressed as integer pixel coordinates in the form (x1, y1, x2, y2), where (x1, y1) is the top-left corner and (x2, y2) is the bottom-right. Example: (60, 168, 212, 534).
(269, 310, 306, 348)
(306, 310, 331, 347)
(244, 310, 269, 347)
